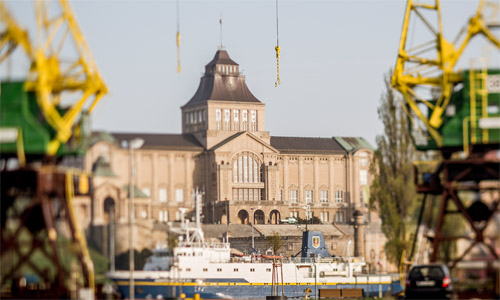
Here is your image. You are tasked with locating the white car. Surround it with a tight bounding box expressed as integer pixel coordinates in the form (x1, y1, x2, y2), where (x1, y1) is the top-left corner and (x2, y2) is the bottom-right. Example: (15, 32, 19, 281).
(280, 217, 297, 224)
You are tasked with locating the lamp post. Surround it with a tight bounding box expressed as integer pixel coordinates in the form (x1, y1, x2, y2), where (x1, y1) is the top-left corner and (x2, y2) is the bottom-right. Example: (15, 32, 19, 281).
(128, 138, 144, 300)
(250, 207, 254, 250)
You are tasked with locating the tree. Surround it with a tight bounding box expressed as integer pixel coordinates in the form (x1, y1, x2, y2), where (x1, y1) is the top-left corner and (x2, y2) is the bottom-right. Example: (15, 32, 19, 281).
(266, 231, 286, 255)
(369, 73, 417, 266)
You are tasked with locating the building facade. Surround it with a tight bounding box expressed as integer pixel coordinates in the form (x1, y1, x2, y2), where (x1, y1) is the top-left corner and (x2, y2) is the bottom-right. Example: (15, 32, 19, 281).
(83, 49, 374, 229)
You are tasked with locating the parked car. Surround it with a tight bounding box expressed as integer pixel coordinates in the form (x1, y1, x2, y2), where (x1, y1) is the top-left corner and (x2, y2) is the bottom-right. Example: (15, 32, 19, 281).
(405, 264, 453, 299)
(280, 217, 297, 224)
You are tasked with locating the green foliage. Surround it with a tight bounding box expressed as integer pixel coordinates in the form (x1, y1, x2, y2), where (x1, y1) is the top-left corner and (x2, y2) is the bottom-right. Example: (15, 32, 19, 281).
(296, 216, 321, 224)
(370, 73, 417, 265)
(88, 245, 109, 275)
(115, 249, 152, 270)
(265, 231, 285, 255)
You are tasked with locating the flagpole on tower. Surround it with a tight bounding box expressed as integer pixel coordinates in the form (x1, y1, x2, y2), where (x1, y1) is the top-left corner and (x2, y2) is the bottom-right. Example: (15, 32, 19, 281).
(219, 13, 223, 49)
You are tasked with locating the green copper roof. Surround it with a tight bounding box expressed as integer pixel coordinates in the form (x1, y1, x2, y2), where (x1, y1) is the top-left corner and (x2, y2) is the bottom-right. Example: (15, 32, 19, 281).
(333, 137, 374, 152)
(92, 156, 117, 177)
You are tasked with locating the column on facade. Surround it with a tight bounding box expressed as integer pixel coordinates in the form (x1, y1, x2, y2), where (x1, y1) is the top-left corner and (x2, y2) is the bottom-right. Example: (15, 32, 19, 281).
(314, 157, 319, 205)
(168, 154, 175, 207)
(348, 153, 353, 222)
(283, 157, 288, 204)
(185, 154, 191, 207)
(329, 157, 335, 206)
(151, 152, 158, 220)
(298, 157, 303, 208)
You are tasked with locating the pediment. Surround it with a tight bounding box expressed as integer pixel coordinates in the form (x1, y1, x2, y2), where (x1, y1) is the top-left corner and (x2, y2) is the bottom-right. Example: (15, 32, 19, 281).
(209, 132, 278, 155)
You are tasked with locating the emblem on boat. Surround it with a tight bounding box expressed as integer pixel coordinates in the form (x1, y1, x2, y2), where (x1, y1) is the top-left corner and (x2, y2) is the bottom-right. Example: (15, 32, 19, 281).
(312, 236, 320, 248)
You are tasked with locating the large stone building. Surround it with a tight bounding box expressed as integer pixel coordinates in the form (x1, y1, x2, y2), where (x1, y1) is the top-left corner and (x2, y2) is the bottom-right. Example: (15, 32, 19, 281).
(83, 49, 374, 228)
(78, 49, 390, 269)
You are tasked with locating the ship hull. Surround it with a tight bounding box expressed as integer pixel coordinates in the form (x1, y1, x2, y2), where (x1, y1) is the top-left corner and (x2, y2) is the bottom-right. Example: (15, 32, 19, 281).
(112, 277, 401, 299)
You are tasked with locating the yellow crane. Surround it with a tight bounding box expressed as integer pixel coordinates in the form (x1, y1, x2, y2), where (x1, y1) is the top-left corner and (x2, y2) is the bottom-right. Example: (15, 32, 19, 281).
(1, 0, 107, 296)
(391, 0, 500, 151)
(0, 0, 107, 156)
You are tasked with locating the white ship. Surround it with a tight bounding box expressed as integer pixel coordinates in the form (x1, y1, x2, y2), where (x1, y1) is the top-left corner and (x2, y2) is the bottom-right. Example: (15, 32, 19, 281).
(108, 194, 401, 299)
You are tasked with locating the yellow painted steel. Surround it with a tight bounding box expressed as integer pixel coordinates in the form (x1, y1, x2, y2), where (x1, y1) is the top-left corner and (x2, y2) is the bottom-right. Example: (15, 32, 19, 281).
(0, 0, 107, 155)
(392, 0, 500, 148)
(66, 170, 95, 292)
(275, 45, 280, 87)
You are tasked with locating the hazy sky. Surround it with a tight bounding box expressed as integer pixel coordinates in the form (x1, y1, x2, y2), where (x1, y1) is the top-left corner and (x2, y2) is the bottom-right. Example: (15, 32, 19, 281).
(3, 0, 499, 147)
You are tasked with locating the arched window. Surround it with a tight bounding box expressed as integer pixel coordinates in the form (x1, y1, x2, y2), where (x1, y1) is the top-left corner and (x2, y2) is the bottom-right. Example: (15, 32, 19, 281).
(232, 152, 261, 183)
(232, 152, 265, 202)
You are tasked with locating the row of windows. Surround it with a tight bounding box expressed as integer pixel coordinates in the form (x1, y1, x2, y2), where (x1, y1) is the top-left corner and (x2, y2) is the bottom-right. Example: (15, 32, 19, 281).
(216, 109, 257, 131)
(233, 188, 263, 201)
(143, 187, 184, 203)
(185, 109, 206, 125)
(193, 268, 270, 273)
(216, 64, 238, 74)
(289, 211, 345, 223)
(287, 190, 344, 203)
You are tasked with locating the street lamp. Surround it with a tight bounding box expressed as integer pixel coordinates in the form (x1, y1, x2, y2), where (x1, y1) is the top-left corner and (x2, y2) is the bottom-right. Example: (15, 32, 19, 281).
(250, 207, 254, 250)
(128, 138, 144, 300)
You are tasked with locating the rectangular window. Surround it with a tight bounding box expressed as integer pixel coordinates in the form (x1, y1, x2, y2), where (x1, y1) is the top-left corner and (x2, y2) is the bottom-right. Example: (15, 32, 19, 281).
(290, 190, 298, 203)
(242, 110, 248, 130)
(335, 211, 344, 223)
(279, 190, 283, 201)
(255, 189, 260, 201)
(360, 170, 368, 186)
(203, 268, 208, 272)
(250, 110, 257, 131)
(254, 160, 258, 182)
(248, 157, 253, 183)
(243, 156, 248, 183)
(159, 188, 167, 202)
(238, 156, 243, 182)
(320, 190, 328, 203)
(234, 268, 238, 272)
(335, 190, 343, 203)
(234, 189, 238, 201)
(320, 212, 329, 223)
(233, 161, 238, 182)
(250, 268, 255, 272)
(198, 110, 202, 123)
(248, 189, 253, 201)
(290, 211, 299, 218)
(360, 157, 368, 166)
(216, 109, 222, 130)
(143, 187, 151, 197)
(244, 189, 248, 201)
(234, 110, 239, 131)
(224, 109, 230, 130)
(239, 189, 243, 201)
(305, 190, 313, 204)
(175, 188, 184, 203)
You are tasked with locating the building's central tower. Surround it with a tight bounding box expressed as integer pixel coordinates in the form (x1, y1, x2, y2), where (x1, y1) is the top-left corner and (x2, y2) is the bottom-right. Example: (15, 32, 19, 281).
(181, 49, 269, 149)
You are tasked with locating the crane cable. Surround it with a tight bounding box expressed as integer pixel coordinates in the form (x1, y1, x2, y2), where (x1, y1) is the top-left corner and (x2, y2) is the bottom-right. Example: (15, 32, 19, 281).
(275, 0, 280, 87)
(176, 0, 181, 73)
